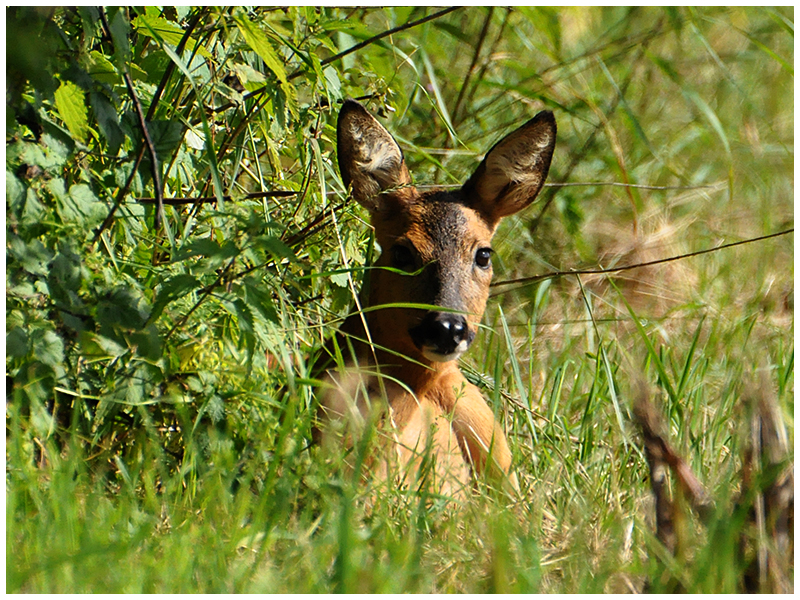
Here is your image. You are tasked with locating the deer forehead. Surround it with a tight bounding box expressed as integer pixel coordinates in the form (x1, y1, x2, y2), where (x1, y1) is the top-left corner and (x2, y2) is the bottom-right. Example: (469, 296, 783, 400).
(396, 200, 494, 259)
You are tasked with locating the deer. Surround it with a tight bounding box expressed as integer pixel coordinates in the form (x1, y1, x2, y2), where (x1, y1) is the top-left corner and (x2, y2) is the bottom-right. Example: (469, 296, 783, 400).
(315, 99, 556, 497)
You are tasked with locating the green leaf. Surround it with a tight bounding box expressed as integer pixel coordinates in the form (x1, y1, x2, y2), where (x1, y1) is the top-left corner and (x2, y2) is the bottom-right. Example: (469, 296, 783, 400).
(242, 278, 279, 323)
(31, 328, 65, 370)
(175, 238, 238, 262)
(7, 327, 29, 358)
(8, 236, 52, 277)
(234, 13, 288, 83)
(254, 235, 300, 264)
(90, 92, 126, 155)
(68, 183, 106, 228)
(107, 7, 132, 65)
(86, 50, 122, 86)
(132, 12, 211, 58)
(146, 120, 186, 158)
(53, 80, 89, 142)
(149, 274, 202, 324)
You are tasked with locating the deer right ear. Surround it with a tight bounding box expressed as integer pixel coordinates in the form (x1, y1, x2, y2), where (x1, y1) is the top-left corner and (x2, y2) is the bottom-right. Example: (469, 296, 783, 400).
(337, 100, 413, 211)
(462, 110, 556, 228)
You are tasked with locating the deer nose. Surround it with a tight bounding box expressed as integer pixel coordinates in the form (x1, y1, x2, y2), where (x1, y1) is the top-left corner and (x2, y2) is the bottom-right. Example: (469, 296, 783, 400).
(409, 312, 475, 361)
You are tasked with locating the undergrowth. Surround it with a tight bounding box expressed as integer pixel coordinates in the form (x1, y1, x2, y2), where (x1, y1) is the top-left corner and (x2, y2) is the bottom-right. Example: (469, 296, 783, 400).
(6, 6, 793, 592)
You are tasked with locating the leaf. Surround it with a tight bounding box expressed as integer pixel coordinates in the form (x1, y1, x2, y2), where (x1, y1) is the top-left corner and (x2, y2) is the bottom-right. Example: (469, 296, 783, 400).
(129, 325, 163, 361)
(231, 62, 267, 92)
(234, 13, 288, 83)
(8, 236, 52, 277)
(7, 327, 29, 358)
(232, 298, 256, 359)
(31, 328, 65, 370)
(107, 8, 132, 65)
(254, 235, 300, 264)
(86, 50, 122, 86)
(242, 278, 279, 323)
(68, 183, 106, 228)
(53, 80, 89, 142)
(132, 12, 211, 58)
(47, 252, 83, 308)
(175, 237, 238, 261)
(90, 92, 126, 155)
(149, 274, 202, 324)
(146, 120, 186, 158)
(78, 331, 127, 358)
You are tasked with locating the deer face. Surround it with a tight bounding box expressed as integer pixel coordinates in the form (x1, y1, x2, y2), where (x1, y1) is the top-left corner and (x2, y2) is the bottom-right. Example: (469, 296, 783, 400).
(336, 100, 556, 364)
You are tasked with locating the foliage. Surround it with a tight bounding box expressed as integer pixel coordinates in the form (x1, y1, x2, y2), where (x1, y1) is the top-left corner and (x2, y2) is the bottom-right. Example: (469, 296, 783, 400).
(6, 6, 793, 593)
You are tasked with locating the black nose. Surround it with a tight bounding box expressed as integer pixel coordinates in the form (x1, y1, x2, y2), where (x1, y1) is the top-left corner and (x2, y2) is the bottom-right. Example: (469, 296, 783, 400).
(409, 312, 474, 358)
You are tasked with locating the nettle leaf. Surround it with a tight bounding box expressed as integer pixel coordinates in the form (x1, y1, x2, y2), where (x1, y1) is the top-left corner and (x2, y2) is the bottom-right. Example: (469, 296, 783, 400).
(107, 7, 131, 65)
(47, 252, 83, 308)
(30, 328, 65, 370)
(8, 236, 53, 277)
(149, 274, 202, 324)
(86, 50, 122, 85)
(129, 326, 163, 361)
(132, 12, 211, 58)
(231, 62, 266, 92)
(175, 238, 239, 263)
(7, 327, 29, 358)
(53, 80, 89, 142)
(68, 183, 106, 229)
(230, 298, 256, 367)
(146, 120, 186, 158)
(39, 131, 73, 169)
(234, 13, 288, 83)
(7, 169, 45, 228)
(97, 287, 150, 334)
(242, 278, 279, 324)
(90, 92, 126, 155)
(254, 235, 300, 264)
(78, 331, 127, 359)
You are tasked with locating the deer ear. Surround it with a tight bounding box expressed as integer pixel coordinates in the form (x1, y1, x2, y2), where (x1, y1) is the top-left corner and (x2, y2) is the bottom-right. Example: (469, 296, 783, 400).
(337, 99, 413, 211)
(462, 110, 556, 227)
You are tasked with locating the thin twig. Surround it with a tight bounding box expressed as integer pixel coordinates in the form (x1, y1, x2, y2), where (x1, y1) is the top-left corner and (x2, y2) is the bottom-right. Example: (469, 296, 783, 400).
(92, 147, 146, 246)
(528, 37, 651, 236)
(93, 7, 201, 245)
(165, 256, 237, 340)
(216, 7, 463, 113)
(416, 181, 719, 191)
(145, 8, 205, 122)
(490, 228, 794, 292)
(98, 9, 164, 232)
(290, 7, 461, 80)
(455, 7, 511, 129)
(451, 7, 493, 126)
(134, 191, 297, 205)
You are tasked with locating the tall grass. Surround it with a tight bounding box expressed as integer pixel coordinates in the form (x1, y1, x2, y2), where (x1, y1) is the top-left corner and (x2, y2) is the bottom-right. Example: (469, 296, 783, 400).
(7, 6, 792, 592)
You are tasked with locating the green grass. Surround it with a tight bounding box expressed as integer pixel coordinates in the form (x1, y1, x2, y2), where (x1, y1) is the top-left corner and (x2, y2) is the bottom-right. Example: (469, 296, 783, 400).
(6, 6, 793, 593)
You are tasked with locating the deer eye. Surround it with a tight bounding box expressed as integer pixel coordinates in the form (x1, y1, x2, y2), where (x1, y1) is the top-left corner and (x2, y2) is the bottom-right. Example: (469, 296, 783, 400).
(475, 247, 492, 269)
(390, 244, 415, 271)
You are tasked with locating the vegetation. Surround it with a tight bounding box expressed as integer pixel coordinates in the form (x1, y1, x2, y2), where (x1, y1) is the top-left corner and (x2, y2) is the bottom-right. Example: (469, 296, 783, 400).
(6, 6, 793, 592)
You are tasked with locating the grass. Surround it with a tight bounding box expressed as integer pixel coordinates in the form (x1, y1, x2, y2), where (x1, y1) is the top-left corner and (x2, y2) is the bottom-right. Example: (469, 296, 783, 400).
(6, 6, 793, 593)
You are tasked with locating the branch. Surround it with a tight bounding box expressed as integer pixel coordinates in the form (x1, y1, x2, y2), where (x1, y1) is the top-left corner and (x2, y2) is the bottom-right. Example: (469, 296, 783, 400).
(98, 8, 165, 233)
(491, 228, 794, 293)
(451, 7, 493, 127)
(292, 7, 462, 80)
(134, 190, 297, 205)
(214, 7, 463, 113)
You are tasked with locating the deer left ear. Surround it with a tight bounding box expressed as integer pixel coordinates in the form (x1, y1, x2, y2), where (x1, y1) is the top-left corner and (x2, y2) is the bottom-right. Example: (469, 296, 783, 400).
(337, 99, 413, 212)
(462, 110, 556, 227)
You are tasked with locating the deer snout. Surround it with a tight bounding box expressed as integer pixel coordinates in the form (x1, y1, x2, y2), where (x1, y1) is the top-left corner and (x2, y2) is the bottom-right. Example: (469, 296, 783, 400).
(409, 312, 475, 362)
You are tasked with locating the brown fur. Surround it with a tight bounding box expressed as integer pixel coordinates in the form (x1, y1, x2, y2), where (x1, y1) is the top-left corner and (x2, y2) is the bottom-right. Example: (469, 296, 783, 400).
(317, 100, 556, 495)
